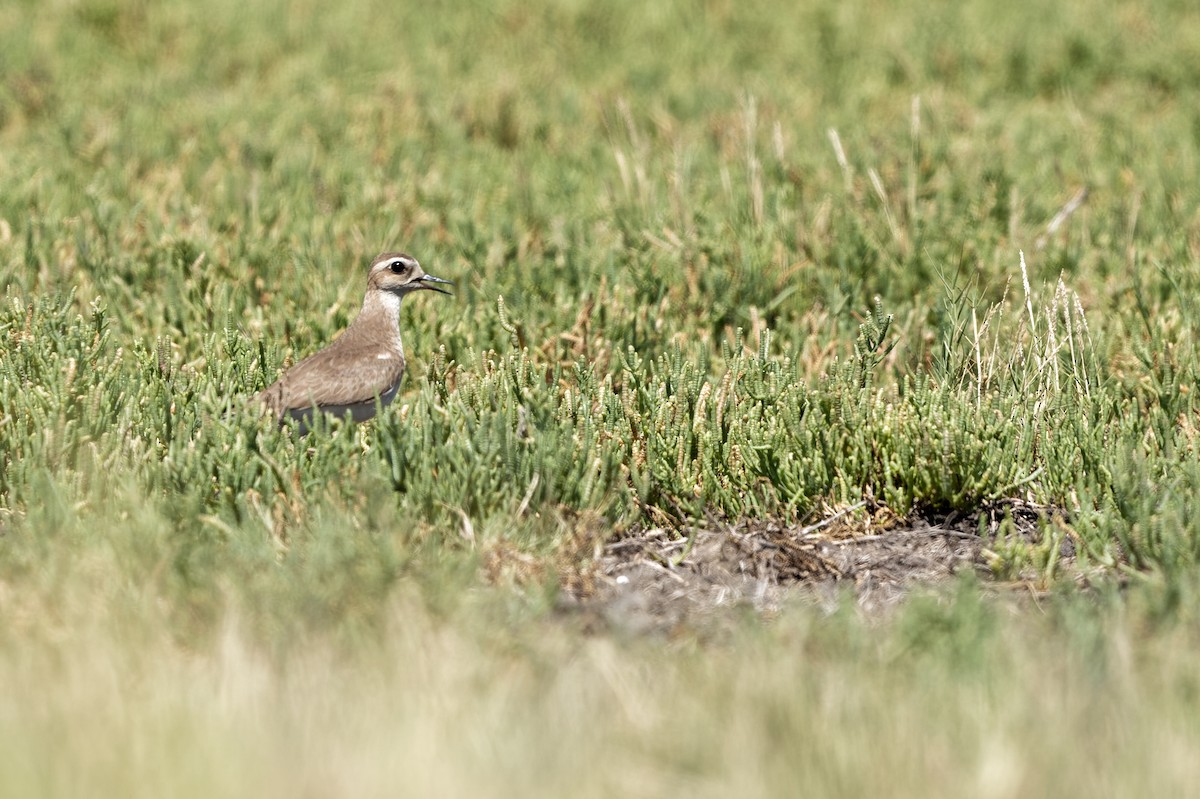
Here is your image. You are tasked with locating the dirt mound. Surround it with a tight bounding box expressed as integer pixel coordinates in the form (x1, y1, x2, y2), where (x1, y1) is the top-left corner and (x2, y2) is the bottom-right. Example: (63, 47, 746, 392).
(562, 501, 1073, 634)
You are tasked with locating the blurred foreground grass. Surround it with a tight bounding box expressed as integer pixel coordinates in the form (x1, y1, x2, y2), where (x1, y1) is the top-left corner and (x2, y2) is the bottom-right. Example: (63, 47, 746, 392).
(3, 0, 1200, 794)
(6, 560, 1200, 797)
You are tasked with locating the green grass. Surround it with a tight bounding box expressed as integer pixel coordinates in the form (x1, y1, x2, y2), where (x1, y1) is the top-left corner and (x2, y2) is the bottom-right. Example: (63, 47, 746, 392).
(3, 0, 1200, 794)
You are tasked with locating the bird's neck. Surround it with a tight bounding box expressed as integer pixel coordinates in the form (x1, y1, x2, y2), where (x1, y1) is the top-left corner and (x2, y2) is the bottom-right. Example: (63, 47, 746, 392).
(355, 289, 405, 355)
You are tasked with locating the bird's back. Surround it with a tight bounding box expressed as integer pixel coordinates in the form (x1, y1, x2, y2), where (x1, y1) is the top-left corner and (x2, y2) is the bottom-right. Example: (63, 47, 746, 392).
(256, 330, 407, 420)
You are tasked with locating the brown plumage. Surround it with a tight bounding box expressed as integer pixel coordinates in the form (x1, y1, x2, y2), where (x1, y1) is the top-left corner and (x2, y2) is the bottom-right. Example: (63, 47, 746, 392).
(255, 251, 451, 432)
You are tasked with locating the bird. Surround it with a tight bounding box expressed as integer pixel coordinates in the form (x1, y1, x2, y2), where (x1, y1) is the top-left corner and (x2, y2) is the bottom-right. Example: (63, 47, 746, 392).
(254, 251, 451, 432)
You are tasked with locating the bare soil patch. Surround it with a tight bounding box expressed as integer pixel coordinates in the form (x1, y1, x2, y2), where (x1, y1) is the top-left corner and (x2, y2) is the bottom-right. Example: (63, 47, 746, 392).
(561, 501, 1074, 634)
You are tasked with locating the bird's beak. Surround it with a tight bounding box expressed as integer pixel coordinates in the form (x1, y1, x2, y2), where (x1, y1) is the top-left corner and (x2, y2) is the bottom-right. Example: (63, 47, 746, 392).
(418, 274, 454, 295)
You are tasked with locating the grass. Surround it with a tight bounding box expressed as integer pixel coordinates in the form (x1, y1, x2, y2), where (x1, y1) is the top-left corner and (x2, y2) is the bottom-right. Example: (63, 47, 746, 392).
(2, 0, 1200, 794)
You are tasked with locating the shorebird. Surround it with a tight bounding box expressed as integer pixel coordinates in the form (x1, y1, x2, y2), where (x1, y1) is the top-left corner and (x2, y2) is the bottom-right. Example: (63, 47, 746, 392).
(255, 251, 451, 432)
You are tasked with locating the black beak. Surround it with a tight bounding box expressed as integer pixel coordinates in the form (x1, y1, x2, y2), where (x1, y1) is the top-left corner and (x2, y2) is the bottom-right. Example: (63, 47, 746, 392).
(419, 275, 454, 295)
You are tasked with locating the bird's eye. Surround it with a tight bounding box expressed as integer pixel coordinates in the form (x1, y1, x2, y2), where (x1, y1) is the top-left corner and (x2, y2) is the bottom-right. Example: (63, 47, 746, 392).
(389, 260, 406, 274)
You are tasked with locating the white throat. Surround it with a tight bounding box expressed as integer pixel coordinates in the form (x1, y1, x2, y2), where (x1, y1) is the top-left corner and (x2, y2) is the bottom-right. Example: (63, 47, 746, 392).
(373, 289, 402, 316)
(365, 289, 405, 356)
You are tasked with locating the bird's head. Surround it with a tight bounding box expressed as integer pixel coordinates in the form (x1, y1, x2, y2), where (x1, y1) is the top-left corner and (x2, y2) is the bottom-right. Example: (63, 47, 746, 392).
(367, 252, 453, 296)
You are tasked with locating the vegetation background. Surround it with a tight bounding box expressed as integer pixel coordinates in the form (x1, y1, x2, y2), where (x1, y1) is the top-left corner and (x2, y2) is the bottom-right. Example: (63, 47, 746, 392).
(2, 0, 1200, 795)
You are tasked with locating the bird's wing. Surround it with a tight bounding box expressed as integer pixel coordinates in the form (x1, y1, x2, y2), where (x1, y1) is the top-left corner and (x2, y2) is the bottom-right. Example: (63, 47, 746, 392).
(258, 349, 406, 414)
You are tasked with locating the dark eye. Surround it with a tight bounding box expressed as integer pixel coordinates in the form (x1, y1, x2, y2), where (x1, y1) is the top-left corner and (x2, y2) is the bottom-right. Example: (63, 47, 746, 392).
(389, 260, 406, 274)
